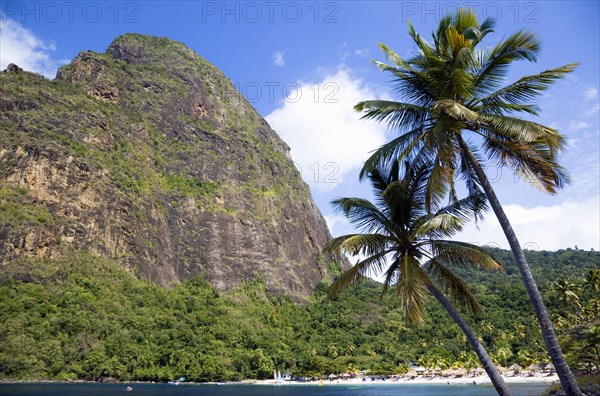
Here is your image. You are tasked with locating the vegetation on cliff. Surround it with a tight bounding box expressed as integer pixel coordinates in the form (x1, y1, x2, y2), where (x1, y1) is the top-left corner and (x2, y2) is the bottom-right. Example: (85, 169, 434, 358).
(0, 34, 339, 302)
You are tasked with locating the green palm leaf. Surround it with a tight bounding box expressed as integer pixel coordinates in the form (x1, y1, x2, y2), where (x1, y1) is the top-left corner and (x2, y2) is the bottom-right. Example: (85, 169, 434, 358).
(359, 127, 426, 180)
(355, 100, 429, 131)
(327, 249, 393, 299)
(395, 253, 431, 324)
(429, 240, 503, 271)
(427, 258, 481, 315)
(471, 63, 578, 113)
(473, 29, 541, 96)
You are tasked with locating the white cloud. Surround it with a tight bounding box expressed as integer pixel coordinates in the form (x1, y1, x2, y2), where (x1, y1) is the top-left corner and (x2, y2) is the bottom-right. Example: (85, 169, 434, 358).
(548, 121, 561, 129)
(457, 197, 600, 251)
(570, 120, 590, 130)
(565, 74, 579, 84)
(583, 103, 600, 117)
(0, 18, 65, 78)
(272, 51, 285, 67)
(354, 48, 369, 57)
(324, 214, 351, 237)
(266, 67, 390, 193)
(584, 87, 598, 101)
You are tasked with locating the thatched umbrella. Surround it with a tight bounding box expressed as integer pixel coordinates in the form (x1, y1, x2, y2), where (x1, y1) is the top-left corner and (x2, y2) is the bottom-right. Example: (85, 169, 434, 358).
(441, 369, 455, 377)
(544, 362, 555, 373)
(527, 363, 541, 372)
(496, 365, 510, 373)
(473, 367, 486, 376)
(405, 370, 418, 378)
(454, 368, 467, 377)
(342, 373, 351, 379)
(328, 373, 338, 380)
(508, 363, 523, 373)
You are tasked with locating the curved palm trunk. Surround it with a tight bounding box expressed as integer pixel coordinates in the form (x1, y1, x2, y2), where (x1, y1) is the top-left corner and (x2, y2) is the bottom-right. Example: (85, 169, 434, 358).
(457, 136, 582, 396)
(427, 284, 512, 396)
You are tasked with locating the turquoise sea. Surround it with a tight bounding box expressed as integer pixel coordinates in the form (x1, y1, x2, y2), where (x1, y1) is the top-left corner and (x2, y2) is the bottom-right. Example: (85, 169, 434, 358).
(0, 382, 552, 396)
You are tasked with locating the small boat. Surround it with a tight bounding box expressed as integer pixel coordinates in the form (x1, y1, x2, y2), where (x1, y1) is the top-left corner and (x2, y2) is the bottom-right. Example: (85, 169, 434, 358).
(274, 369, 283, 384)
(167, 381, 180, 385)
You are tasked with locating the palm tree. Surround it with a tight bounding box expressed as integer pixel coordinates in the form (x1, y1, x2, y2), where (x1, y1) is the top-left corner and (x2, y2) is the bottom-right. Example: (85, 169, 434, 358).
(354, 9, 580, 395)
(583, 268, 600, 296)
(324, 160, 512, 395)
(552, 278, 582, 310)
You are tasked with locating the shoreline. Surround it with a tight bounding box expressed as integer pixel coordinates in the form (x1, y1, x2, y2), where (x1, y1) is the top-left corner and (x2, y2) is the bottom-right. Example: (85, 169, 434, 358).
(0, 374, 560, 387)
(246, 374, 560, 387)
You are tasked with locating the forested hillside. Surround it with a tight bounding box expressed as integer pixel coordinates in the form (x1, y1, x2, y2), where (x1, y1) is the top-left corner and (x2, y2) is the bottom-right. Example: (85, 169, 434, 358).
(1, 248, 597, 382)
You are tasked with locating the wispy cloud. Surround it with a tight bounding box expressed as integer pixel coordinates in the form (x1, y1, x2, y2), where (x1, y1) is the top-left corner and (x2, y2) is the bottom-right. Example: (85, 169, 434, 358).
(354, 48, 369, 57)
(584, 87, 598, 101)
(0, 18, 66, 78)
(583, 103, 600, 118)
(272, 51, 286, 67)
(570, 120, 590, 130)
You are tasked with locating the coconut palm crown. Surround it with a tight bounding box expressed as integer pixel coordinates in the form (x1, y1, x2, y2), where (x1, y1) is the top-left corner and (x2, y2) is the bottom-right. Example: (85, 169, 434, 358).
(357, 9, 576, 209)
(325, 161, 496, 322)
(324, 160, 513, 395)
(355, 8, 581, 395)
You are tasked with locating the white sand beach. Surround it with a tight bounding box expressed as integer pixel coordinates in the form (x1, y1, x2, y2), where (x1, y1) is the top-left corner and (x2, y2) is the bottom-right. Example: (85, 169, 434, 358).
(250, 373, 560, 386)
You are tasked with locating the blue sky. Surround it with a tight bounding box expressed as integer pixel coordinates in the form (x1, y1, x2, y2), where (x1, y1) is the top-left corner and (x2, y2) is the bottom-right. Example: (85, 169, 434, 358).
(1, 1, 599, 253)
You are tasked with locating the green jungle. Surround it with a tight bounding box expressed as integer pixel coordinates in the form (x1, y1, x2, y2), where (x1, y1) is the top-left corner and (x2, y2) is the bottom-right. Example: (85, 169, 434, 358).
(1, 248, 598, 382)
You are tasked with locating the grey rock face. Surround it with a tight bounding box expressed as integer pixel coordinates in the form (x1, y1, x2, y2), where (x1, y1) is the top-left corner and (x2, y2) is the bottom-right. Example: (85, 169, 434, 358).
(0, 34, 343, 301)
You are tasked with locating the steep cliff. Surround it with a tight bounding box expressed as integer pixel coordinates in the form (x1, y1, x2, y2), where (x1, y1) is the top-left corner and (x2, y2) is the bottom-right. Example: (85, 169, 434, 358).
(0, 34, 341, 301)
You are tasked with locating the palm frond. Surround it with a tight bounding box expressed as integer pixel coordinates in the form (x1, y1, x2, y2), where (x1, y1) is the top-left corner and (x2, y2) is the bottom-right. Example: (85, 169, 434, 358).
(395, 253, 432, 324)
(378, 43, 415, 71)
(477, 113, 563, 147)
(438, 192, 488, 223)
(423, 139, 455, 213)
(471, 63, 578, 112)
(427, 258, 482, 315)
(433, 99, 478, 123)
(330, 198, 396, 234)
(414, 213, 464, 238)
(359, 126, 426, 180)
(458, 141, 486, 202)
(354, 100, 429, 131)
(429, 240, 503, 271)
(483, 137, 571, 193)
(454, 8, 479, 34)
(472, 29, 541, 96)
(327, 250, 393, 299)
(408, 20, 435, 60)
(323, 233, 393, 258)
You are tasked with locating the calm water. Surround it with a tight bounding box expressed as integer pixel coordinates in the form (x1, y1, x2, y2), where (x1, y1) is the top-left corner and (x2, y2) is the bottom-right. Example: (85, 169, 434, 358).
(0, 382, 552, 396)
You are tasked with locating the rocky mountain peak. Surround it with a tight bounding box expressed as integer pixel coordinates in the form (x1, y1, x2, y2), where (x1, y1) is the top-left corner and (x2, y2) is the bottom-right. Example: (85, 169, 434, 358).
(0, 34, 343, 301)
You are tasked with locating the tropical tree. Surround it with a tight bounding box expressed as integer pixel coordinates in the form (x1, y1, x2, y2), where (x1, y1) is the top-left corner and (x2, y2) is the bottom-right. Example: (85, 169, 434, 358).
(552, 278, 582, 310)
(354, 8, 580, 395)
(324, 161, 512, 395)
(583, 268, 600, 296)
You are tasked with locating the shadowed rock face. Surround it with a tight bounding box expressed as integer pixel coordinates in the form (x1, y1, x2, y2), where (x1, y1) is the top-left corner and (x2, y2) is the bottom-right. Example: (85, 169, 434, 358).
(0, 34, 343, 301)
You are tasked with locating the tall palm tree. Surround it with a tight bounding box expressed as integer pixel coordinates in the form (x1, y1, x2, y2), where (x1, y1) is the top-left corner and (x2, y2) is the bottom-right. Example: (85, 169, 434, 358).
(325, 160, 512, 395)
(354, 9, 581, 395)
